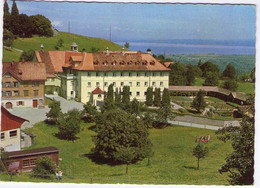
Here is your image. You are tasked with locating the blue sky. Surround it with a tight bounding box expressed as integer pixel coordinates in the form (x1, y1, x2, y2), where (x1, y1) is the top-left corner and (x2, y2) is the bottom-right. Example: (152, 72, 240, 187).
(8, 1, 256, 42)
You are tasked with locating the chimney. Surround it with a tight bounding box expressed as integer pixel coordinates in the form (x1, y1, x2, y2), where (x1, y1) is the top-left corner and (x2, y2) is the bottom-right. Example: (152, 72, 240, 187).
(147, 48, 151, 54)
(11, 60, 15, 69)
(106, 47, 109, 56)
(122, 47, 125, 55)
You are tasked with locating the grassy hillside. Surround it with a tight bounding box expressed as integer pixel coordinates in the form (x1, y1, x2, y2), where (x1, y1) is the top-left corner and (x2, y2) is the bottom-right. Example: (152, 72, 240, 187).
(168, 54, 255, 75)
(0, 122, 232, 184)
(2, 32, 123, 62)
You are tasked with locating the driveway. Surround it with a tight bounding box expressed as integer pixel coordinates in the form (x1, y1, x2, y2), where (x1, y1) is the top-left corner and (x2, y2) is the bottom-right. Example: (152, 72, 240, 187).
(11, 95, 84, 129)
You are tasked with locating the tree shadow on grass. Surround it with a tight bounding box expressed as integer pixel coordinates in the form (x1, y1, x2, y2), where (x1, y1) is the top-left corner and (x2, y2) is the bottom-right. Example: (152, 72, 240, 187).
(182, 165, 197, 170)
(54, 132, 80, 142)
(81, 153, 120, 166)
(44, 119, 57, 126)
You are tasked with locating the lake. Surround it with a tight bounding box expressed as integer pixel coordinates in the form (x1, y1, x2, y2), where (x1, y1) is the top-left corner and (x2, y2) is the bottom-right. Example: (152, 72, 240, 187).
(115, 41, 255, 55)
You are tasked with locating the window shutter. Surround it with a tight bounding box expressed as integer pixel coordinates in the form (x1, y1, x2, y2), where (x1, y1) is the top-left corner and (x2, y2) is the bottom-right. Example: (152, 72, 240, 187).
(22, 101, 24, 106)
(16, 101, 19, 106)
(2, 91, 6, 96)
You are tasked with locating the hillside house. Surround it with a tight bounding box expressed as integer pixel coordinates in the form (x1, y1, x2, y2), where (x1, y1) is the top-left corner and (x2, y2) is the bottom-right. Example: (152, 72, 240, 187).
(2, 62, 46, 109)
(34, 44, 170, 105)
(1, 106, 29, 152)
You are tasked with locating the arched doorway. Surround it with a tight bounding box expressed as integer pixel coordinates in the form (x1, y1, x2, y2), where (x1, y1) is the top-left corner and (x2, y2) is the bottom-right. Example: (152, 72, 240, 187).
(6, 102, 13, 109)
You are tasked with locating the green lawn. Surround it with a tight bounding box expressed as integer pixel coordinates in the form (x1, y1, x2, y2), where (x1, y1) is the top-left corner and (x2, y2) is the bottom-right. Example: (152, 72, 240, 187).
(2, 48, 22, 62)
(1, 122, 232, 185)
(236, 82, 255, 95)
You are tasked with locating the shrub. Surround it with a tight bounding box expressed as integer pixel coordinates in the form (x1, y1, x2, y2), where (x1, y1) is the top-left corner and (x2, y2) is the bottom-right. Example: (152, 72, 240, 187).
(31, 156, 56, 179)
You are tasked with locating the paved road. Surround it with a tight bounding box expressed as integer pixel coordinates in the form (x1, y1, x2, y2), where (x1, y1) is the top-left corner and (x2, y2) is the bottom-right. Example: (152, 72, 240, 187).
(11, 95, 84, 129)
(46, 95, 84, 113)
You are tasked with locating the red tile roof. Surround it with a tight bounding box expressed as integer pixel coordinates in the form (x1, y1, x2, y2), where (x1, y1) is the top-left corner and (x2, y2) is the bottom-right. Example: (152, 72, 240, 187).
(1, 106, 28, 131)
(36, 50, 170, 73)
(6, 146, 59, 159)
(2, 62, 46, 81)
(164, 62, 175, 68)
(92, 87, 104, 94)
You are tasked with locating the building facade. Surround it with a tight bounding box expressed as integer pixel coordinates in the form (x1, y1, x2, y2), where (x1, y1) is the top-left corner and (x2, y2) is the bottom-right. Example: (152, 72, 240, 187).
(35, 45, 170, 105)
(2, 62, 46, 109)
(1, 106, 28, 152)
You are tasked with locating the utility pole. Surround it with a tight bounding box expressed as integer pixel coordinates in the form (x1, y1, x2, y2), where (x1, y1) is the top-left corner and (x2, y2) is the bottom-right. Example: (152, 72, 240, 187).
(68, 21, 70, 33)
(109, 24, 111, 41)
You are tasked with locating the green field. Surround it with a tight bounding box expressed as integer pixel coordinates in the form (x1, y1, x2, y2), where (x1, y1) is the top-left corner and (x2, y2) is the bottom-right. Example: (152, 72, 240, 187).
(0, 122, 232, 185)
(168, 54, 255, 75)
(2, 48, 22, 62)
(3, 32, 123, 62)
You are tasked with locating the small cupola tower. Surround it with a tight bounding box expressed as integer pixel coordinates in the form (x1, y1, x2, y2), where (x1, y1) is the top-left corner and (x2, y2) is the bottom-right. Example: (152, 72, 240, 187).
(71, 42, 78, 52)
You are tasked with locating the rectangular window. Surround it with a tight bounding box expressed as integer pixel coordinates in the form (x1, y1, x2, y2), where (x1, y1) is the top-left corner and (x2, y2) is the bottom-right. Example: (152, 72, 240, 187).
(160, 81, 164, 86)
(14, 91, 19, 96)
(71, 91, 74, 95)
(88, 82, 91, 87)
(104, 82, 108, 87)
(121, 82, 124, 86)
(145, 72, 149, 77)
(24, 81, 29, 87)
(51, 78, 55, 81)
(113, 72, 117, 77)
(136, 91, 140, 96)
(160, 72, 164, 77)
(152, 72, 156, 76)
(130, 92, 132, 96)
(120, 72, 124, 77)
(98, 94, 102, 98)
(5, 74, 11, 78)
(33, 82, 39, 87)
(18, 101, 24, 106)
(88, 92, 91, 96)
(104, 72, 108, 77)
(144, 82, 148, 87)
(113, 82, 116, 86)
(129, 72, 132, 77)
(96, 82, 100, 87)
(6, 91, 12, 96)
(24, 90, 29, 96)
(136, 82, 140, 87)
(137, 72, 140, 77)
(87, 72, 91, 77)
(10, 130, 17, 137)
(1, 133, 4, 140)
(152, 82, 156, 86)
(34, 90, 39, 96)
(144, 92, 147, 96)
(30, 159, 36, 166)
(14, 82, 19, 87)
(129, 82, 132, 87)
(23, 160, 29, 167)
(96, 72, 99, 77)
(5, 82, 11, 87)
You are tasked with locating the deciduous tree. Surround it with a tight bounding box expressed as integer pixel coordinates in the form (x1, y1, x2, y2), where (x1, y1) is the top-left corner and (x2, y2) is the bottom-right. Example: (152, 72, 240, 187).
(57, 109, 81, 141)
(203, 72, 219, 86)
(223, 79, 238, 91)
(92, 109, 152, 169)
(32, 156, 56, 179)
(46, 100, 62, 124)
(82, 102, 97, 123)
(223, 64, 237, 80)
(193, 143, 209, 169)
(191, 90, 207, 112)
(215, 115, 254, 185)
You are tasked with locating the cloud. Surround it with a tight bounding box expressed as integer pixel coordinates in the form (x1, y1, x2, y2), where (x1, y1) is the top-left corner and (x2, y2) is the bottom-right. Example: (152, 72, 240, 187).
(52, 20, 63, 27)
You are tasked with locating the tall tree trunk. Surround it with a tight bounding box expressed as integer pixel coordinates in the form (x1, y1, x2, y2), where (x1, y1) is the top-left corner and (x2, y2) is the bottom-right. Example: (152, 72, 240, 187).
(197, 158, 200, 170)
(126, 164, 128, 174)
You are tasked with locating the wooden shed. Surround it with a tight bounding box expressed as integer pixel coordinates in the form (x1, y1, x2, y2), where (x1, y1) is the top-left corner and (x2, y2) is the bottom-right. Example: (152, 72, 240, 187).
(6, 146, 59, 172)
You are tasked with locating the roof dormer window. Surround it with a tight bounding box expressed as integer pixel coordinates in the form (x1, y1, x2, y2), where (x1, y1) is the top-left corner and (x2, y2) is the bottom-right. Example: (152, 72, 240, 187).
(150, 61, 155, 65)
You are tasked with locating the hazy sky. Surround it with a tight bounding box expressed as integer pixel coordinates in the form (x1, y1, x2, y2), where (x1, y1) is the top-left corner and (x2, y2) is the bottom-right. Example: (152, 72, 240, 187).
(7, 1, 256, 42)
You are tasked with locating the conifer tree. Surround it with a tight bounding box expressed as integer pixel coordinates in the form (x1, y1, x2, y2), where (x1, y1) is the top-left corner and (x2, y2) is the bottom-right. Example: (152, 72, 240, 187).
(145, 87, 153, 106)
(161, 88, 170, 108)
(115, 88, 121, 106)
(10, 0, 20, 35)
(122, 86, 130, 105)
(107, 84, 114, 103)
(153, 88, 161, 107)
(3, 0, 11, 30)
(191, 90, 207, 112)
